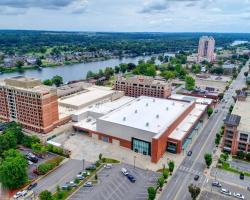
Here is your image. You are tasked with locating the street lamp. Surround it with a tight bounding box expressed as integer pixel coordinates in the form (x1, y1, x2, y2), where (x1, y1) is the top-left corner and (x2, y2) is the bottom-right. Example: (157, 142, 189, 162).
(83, 159, 85, 171)
(134, 156, 136, 169)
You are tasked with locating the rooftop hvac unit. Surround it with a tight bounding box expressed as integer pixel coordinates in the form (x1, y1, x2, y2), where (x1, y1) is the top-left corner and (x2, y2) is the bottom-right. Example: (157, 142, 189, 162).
(146, 122, 149, 127)
(156, 114, 159, 118)
(123, 117, 126, 121)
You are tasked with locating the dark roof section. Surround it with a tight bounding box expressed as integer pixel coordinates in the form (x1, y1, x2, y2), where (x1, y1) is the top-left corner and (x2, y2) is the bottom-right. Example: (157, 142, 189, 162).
(224, 114, 241, 126)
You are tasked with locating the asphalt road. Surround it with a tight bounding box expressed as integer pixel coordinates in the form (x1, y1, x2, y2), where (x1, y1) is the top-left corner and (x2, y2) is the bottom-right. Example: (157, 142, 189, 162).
(160, 61, 249, 200)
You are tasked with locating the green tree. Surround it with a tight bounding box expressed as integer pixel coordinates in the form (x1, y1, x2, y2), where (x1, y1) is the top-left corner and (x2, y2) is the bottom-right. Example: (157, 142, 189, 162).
(114, 66, 120, 74)
(185, 76, 195, 91)
(0, 150, 28, 189)
(162, 169, 169, 180)
(157, 177, 165, 188)
(207, 108, 213, 117)
(39, 190, 53, 200)
(161, 71, 176, 80)
(36, 58, 43, 67)
(86, 70, 95, 79)
(215, 133, 221, 146)
(32, 143, 47, 155)
(147, 187, 156, 200)
(188, 184, 201, 200)
(43, 79, 53, 86)
(204, 153, 212, 168)
(0, 131, 17, 154)
(246, 153, 250, 161)
(52, 75, 63, 87)
(168, 160, 175, 174)
(191, 64, 201, 74)
(15, 60, 24, 68)
(244, 71, 248, 77)
(237, 151, 245, 159)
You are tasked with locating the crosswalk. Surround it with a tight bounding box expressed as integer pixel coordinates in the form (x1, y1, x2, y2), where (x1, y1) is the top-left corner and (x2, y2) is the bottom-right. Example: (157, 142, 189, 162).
(178, 165, 203, 176)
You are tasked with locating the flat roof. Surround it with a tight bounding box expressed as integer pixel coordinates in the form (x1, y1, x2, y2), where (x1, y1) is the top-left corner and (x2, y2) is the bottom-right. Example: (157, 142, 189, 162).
(74, 96, 134, 116)
(168, 104, 207, 140)
(232, 97, 250, 132)
(170, 94, 213, 105)
(99, 96, 193, 134)
(58, 86, 115, 109)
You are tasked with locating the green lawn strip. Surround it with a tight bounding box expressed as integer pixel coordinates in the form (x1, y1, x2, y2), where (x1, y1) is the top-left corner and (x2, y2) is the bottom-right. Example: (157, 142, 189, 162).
(219, 162, 250, 177)
(101, 157, 120, 163)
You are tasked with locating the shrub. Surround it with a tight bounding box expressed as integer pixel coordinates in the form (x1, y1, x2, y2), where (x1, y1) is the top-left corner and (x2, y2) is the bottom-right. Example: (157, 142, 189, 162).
(148, 187, 156, 200)
(162, 169, 169, 180)
(38, 156, 63, 175)
(237, 151, 245, 160)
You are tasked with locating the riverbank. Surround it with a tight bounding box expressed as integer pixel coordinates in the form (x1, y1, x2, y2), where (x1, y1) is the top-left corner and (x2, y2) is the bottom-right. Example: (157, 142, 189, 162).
(0, 54, 153, 75)
(0, 55, 160, 82)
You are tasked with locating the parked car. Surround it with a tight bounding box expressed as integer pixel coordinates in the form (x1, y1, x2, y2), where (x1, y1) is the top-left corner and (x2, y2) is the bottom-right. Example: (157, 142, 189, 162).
(28, 160, 34, 165)
(233, 192, 245, 199)
(127, 174, 136, 183)
(194, 175, 199, 181)
(104, 164, 112, 169)
(86, 164, 96, 171)
(13, 192, 23, 199)
(240, 173, 244, 180)
(76, 174, 84, 180)
(81, 171, 90, 176)
(212, 181, 221, 187)
(121, 168, 129, 176)
(26, 154, 38, 163)
(83, 181, 93, 187)
(27, 182, 37, 190)
(247, 186, 250, 191)
(215, 110, 218, 113)
(187, 151, 192, 156)
(68, 181, 77, 187)
(61, 185, 69, 190)
(220, 188, 231, 196)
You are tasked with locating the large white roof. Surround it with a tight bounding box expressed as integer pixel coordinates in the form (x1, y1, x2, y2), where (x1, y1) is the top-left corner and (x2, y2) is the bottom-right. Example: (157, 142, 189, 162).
(59, 86, 115, 109)
(99, 96, 193, 134)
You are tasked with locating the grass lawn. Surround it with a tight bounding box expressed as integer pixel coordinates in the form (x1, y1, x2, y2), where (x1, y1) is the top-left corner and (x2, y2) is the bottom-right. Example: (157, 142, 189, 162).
(219, 162, 250, 177)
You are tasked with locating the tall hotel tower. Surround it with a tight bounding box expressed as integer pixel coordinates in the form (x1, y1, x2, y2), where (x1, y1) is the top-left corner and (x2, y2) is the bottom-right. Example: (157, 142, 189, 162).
(198, 36, 215, 62)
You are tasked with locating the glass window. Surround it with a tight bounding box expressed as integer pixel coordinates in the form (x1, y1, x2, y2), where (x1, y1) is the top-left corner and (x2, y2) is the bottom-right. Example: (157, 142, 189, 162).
(132, 138, 151, 155)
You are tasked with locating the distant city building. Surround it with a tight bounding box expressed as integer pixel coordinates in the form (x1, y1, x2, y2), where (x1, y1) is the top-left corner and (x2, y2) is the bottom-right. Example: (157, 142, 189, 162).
(114, 75, 172, 98)
(222, 96, 250, 154)
(198, 36, 216, 62)
(0, 76, 60, 133)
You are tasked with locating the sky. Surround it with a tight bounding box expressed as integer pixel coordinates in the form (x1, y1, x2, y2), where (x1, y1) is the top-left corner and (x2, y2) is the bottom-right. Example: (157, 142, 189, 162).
(0, 0, 249, 33)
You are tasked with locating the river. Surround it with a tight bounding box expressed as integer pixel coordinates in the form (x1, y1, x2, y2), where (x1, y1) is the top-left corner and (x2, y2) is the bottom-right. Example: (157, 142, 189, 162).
(0, 55, 165, 83)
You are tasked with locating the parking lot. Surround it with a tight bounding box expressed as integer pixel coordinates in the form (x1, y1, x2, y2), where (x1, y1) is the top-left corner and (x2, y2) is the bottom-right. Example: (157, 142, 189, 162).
(19, 147, 57, 180)
(202, 178, 250, 200)
(199, 191, 234, 200)
(69, 163, 160, 200)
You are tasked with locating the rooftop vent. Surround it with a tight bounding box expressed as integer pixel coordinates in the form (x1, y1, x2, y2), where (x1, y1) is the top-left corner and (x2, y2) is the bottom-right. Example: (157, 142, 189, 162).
(172, 102, 175, 106)
(146, 122, 149, 127)
(135, 109, 138, 114)
(123, 117, 126, 121)
(166, 107, 169, 111)
(146, 103, 148, 107)
(153, 99, 155, 102)
(156, 114, 159, 118)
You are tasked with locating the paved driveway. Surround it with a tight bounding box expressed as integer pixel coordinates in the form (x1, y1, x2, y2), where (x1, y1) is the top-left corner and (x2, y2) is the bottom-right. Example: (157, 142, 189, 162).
(211, 167, 250, 188)
(33, 159, 91, 195)
(69, 163, 160, 200)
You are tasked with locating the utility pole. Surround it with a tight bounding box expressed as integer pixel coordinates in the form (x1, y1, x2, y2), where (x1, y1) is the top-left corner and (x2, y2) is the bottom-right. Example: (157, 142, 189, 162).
(83, 159, 85, 171)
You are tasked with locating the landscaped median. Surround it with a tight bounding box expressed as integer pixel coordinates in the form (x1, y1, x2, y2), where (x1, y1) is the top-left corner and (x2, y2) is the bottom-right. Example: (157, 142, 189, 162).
(38, 155, 120, 200)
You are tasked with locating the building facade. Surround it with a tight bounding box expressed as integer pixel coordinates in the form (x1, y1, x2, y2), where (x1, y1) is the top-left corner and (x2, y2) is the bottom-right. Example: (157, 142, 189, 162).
(114, 75, 171, 98)
(222, 96, 250, 154)
(0, 76, 60, 133)
(73, 96, 207, 163)
(198, 36, 215, 62)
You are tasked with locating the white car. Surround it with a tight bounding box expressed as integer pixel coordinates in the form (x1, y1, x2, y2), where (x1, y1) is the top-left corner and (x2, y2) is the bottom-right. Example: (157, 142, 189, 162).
(13, 192, 23, 199)
(104, 164, 112, 169)
(220, 188, 231, 196)
(233, 192, 245, 199)
(121, 168, 129, 176)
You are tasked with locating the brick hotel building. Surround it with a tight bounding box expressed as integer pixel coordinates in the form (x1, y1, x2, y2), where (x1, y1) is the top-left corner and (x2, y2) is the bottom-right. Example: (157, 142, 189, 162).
(114, 75, 172, 98)
(0, 76, 60, 133)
